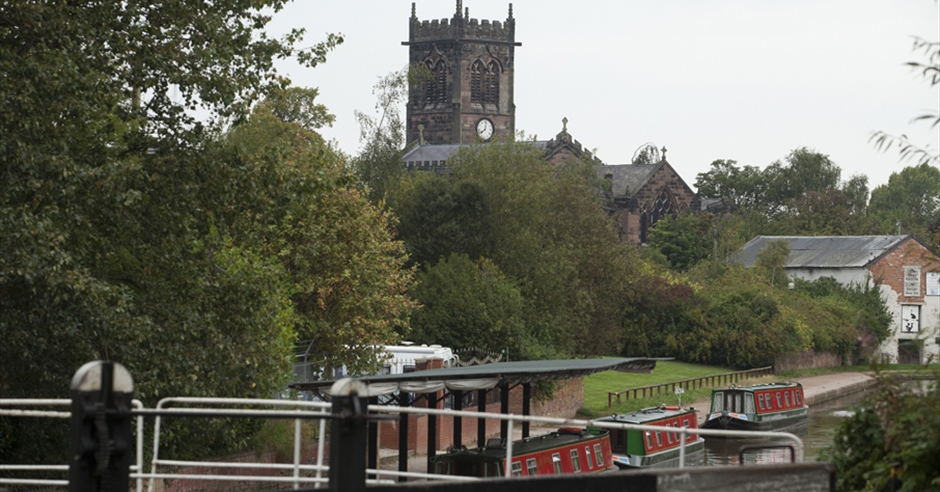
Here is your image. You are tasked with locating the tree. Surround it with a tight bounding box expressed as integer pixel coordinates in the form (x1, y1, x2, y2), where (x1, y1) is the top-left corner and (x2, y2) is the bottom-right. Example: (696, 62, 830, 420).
(694, 159, 767, 210)
(1, 0, 342, 461)
(393, 142, 635, 359)
(224, 99, 418, 377)
(754, 239, 791, 287)
(395, 174, 493, 267)
(647, 213, 713, 271)
(409, 253, 527, 354)
(871, 37, 940, 166)
(349, 65, 431, 203)
(824, 370, 940, 492)
(762, 147, 842, 217)
(869, 163, 940, 237)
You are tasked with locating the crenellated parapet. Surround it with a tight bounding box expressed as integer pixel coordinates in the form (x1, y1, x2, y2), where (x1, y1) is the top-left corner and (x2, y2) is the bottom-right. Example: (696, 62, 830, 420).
(408, 1, 516, 45)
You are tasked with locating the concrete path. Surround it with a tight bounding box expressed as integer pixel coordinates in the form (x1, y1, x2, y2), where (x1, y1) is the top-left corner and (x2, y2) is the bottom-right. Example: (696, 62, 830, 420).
(689, 371, 876, 425)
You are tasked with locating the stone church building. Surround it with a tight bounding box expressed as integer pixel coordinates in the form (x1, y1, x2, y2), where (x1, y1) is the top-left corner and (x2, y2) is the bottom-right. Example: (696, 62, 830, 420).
(401, 1, 699, 245)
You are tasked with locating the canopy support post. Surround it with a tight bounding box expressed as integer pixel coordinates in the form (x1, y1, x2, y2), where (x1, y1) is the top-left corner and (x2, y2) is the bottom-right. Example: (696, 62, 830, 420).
(522, 383, 531, 438)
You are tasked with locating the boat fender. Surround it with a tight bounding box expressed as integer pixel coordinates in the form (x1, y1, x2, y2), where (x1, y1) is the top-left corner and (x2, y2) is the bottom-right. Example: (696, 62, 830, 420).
(558, 427, 583, 435)
(662, 406, 679, 410)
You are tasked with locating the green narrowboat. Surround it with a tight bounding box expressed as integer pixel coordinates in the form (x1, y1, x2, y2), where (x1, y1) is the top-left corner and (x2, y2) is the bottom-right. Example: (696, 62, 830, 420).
(594, 405, 704, 468)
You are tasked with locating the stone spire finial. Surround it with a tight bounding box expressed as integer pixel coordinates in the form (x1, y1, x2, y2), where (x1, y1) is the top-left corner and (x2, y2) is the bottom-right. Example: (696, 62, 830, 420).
(465, 6, 469, 18)
(418, 124, 425, 145)
(411, 2, 416, 19)
(508, 3, 514, 20)
(562, 117, 568, 132)
(661, 146, 667, 160)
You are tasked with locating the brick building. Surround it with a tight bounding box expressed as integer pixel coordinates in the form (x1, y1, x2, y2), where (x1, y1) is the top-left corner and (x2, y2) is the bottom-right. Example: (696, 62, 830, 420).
(733, 235, 940, 364)
(400, 2, 699, 245)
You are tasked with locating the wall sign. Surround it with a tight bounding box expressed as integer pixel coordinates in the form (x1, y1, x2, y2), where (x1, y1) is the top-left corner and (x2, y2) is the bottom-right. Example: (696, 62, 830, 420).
(901, 305, 920, 333)
(903, 266, 921, 297)
(927, 272, 940, 296)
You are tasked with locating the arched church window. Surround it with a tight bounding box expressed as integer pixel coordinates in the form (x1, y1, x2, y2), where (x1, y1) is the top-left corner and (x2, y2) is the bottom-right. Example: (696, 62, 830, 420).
(650, 189, 675, 227)
(470, 60, 484, 105)
(424, 59, 447, 106)
(485, 61, 500, 108)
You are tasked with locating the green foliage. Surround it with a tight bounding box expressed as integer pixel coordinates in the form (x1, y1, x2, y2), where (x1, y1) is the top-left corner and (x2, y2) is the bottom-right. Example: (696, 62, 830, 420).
(869, 163, 940, 238)
(394, 142, 634, 359)
(349, 68, 423, 202)
(754, 239, 790, 287)
(823, 370, 940, 492)
(647, 213, 713, 271)
(622, 264, 893, 369)
(1, 0, 411, 463)
(410, 253, 527, 355)
(870, 37, 940, 166)
(394, 174, 493, 267)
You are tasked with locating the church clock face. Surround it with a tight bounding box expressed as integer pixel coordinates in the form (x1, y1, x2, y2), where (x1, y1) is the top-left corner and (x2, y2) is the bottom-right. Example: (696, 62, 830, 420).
(476, 118, 494, 141)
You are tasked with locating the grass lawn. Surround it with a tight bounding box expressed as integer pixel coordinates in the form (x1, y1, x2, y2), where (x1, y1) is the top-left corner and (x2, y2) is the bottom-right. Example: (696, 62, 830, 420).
(581, 361, 734, 416)
(580, 361, 939, 418)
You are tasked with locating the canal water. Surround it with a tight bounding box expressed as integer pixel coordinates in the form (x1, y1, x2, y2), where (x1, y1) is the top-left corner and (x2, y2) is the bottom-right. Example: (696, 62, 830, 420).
(703, 386, 874, 465)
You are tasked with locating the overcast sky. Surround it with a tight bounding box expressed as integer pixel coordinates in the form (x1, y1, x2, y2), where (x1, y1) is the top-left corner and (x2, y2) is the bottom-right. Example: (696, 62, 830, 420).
(266, 0, 939, 191)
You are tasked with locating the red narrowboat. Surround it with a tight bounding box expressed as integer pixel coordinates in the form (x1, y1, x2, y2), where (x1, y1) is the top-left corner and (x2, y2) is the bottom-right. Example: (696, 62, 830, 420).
(430, 427, 615, 478)
(595, 405, 704, 468)
(702, 381, 809, 433)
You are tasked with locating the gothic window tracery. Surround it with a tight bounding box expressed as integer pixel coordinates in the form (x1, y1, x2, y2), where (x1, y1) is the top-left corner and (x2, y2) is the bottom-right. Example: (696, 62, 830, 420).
(640, 189, 676, 244)
(424, 59, 447, 106)
(470, 59, 500, 108)
(485, 61, 500, 108)
(470, 60, 484, 105)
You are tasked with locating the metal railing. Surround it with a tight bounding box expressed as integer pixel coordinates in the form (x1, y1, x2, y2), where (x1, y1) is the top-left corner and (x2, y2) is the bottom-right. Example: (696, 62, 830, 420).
(607, 366, 775, 407)
(2, 389, 804, 490)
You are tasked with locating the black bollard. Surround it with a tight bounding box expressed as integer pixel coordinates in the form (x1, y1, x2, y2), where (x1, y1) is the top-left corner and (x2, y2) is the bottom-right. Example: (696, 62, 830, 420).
(328, 379, 369, 492)
(68, 361, 134, 492)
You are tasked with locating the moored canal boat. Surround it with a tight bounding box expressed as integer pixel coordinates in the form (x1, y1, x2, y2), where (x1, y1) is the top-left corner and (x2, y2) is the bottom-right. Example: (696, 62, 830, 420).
(702, 381, 808, 433)
(595, 405, 705, 468)
(431, 427, 614, 478)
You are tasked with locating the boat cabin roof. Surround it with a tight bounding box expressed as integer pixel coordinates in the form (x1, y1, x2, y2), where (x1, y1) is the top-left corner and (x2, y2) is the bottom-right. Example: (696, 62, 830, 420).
(711, 382, 802, 393)
(595, 406, 696, 425)
(434, 429, 606, 461)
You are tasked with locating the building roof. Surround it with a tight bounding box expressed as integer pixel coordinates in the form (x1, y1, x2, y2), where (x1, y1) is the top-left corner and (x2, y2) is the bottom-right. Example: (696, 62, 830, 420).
(401, 141, 549, 169)
(732, 235, 910, 269)
(290, 357, 661, 395)
(598, 163, 660, 198)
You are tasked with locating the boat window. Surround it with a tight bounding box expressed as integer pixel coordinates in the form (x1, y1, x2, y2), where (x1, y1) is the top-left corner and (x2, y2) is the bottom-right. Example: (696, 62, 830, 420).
(666, 424, 674, 444)
(775, 392, 782, 408)
(552, 453, 563, 475)
(785, 391, 791, 407)
(593, 443, 604, 467)
(758, 393, 765, 410)
(485, 461, 499, 477)
(796, 390, 802, 405)
(655, 431, 663, 447)
(745, 394, 755, 414)
(734, 393, 742, 413)
(712, 392, 724, 412)
(526, 458, 537, 476)
(645, 431, 652, 450)
(511, 461, 522, 477)
(570, 449, 581, 473)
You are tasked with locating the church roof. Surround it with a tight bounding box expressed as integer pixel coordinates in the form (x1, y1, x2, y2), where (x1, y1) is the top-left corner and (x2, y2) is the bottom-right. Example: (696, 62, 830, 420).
(732, 235, 912, 269)
(401, 141, 549, 168)
(599, 162, 661, 198)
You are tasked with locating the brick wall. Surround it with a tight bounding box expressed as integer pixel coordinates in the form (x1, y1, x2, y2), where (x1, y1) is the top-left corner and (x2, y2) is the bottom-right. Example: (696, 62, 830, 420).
(531, 377, 584, 418)
(774, 350, 843, 374)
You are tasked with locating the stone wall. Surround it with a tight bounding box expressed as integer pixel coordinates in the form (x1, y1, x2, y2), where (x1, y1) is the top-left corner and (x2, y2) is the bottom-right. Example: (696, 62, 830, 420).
(774, 350, 842, 374)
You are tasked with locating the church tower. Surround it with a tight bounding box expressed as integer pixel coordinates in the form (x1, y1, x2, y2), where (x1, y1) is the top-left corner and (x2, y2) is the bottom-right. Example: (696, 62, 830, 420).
(404, 1, 519, 145)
